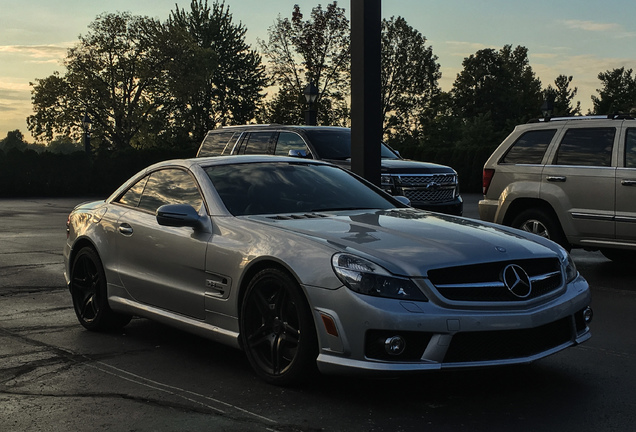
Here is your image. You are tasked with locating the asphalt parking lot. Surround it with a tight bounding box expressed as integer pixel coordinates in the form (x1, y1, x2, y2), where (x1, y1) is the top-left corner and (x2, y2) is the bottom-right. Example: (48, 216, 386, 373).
(1, 195, 635, 432)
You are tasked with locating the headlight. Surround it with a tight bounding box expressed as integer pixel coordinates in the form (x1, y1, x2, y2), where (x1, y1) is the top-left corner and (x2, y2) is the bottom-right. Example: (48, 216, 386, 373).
(331, 253, 427, 301)
(380, 174, 393, 186)
(563, 253, 578, 283)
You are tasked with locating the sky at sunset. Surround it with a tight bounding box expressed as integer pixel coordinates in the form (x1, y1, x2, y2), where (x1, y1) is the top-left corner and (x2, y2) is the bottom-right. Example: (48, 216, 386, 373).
(1, 0, 635, 141)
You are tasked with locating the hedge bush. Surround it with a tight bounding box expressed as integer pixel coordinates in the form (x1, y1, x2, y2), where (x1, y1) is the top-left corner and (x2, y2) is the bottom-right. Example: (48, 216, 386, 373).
(0, 147, 194, 198)
(0, 145, 488, 197)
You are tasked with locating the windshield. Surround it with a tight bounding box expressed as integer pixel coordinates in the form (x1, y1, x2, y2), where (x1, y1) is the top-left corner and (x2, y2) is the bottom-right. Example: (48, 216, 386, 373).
(303, 129, 400, 160)
(205, 162, 398, 216)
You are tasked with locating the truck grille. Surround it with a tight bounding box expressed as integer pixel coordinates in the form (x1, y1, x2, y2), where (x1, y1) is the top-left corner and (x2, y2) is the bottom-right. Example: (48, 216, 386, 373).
(397, 174, 456, 185)
(427, 258, 563, 303)
(403, 188, 456, 203)
(392, 174, 457, 204)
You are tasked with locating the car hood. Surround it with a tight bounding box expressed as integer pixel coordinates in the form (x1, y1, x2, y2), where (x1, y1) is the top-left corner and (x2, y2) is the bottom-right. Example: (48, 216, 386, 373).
(247, 209, 560, 277)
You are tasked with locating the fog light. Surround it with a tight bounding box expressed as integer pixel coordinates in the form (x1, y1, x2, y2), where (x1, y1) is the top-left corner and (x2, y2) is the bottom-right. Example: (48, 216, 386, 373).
(384, 336, 406, 356)
(583, 306, 593, 324)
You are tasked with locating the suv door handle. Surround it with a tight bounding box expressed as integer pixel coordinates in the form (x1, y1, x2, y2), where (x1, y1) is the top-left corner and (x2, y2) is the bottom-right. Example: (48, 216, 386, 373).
(546, 176, 566, 182)
(621, 179, 636, 186)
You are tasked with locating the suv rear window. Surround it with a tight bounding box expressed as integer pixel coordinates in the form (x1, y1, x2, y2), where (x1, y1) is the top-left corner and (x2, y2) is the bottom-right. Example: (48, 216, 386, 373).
(553, 127, 615, 167)
(501, 130, 556, 164)
(198, 131, 237, 156)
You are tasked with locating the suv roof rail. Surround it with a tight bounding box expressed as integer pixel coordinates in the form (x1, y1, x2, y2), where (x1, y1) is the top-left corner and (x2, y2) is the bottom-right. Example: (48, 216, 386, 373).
(213, 124, 286, 130)
(528, 114, 635, 123)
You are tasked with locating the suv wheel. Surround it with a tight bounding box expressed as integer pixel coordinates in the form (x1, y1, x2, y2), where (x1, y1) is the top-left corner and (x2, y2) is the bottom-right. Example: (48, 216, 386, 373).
(511, 208, 569, 249)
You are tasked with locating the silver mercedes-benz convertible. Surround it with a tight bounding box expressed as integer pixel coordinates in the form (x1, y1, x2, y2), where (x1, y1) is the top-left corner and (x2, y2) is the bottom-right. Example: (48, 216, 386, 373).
(64, 155, 592, 385)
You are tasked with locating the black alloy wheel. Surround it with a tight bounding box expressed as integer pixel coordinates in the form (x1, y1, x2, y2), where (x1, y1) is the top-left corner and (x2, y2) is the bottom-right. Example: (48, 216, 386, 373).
(240, 268, 317, 386)
(70, 247, 131, 331)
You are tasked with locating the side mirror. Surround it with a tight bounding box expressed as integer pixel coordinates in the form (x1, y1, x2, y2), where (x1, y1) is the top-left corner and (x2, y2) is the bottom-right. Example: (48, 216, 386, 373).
(288, 149, 308, 158)
(156, 204, 203, 229)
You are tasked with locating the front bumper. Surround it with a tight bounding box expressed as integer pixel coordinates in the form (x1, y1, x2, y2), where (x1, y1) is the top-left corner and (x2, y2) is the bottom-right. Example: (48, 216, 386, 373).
(307, 274, 591, 376)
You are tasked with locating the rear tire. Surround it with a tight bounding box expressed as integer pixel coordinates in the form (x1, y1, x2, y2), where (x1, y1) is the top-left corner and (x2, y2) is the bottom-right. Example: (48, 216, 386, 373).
(240, 268, 318, 386)
(511, 208, 569, 250)
(70, 247, 132, 331)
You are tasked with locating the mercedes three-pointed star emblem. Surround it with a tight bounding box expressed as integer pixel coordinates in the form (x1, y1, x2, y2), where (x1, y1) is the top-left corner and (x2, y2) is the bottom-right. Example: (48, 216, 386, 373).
(502, 264, 532, 298)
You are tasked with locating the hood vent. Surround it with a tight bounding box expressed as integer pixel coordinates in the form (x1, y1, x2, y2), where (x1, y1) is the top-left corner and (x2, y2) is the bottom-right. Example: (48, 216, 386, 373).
(267, 213, 331, 221)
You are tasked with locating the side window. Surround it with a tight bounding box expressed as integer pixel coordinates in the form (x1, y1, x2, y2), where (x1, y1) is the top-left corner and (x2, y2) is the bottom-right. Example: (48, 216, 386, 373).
(553, 127, 616, 167)
(626, 129, 636, 168)
(136, 169, 203, 214)
(275, 132, 309, 156)
(118, 176, 149, 207)
(241, 132, 274, 155)
(500, 129, 556, 164)
(197, 131, 237, 156)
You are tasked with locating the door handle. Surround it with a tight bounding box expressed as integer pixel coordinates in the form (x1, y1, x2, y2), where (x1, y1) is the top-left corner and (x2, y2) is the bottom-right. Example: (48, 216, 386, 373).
(546, 176, 566, 182)
(118, 223, 133, 236)
(621, 179, 636, 186)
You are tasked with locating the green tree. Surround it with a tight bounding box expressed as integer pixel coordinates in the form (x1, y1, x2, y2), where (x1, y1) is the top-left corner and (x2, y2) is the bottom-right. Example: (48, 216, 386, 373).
(259, 2, 350, 125)
(0, 130, 28, 152)
(451, 45, 543, 133)
(28, 12, 170, 151)
(47, 136, 83, 154)
(591, 67, 636, 115)
(381, 16, 441, 141)
(164, 0, 267, 142)
(543, 75, 581, 117)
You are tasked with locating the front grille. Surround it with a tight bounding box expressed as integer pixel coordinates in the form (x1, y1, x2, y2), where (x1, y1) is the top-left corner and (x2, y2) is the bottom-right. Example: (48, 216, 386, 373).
(397, 174, 456, 185)
(403, 188, 456, 203)
(390, 174, 458, 204)
(444, 316, 573, 363)
(428, 258, 562, 302)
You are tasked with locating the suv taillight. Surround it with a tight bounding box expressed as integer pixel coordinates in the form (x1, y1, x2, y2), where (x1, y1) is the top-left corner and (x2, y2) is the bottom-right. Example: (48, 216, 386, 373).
(482, 169, 495, 195)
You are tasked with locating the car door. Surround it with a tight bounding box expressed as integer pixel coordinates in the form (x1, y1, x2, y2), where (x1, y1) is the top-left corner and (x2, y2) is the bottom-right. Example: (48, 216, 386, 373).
(112, 168, 211, 319)
(616, 127, 636, 241)
(541, 125, 617, 242)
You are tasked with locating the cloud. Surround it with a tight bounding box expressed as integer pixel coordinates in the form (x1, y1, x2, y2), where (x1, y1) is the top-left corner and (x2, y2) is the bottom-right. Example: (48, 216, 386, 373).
(444, 41, 495, 57)
(562, 20, 620, 32)
(561, 20, 635, 38)
(532, 53, 559, 60)
(0, 102, 18, 113)
(0, 87, 29, 101)
(0, 44, 69, 61)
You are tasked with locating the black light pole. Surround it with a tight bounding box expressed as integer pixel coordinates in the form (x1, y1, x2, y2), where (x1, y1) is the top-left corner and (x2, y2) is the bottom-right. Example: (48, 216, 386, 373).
(303, 81, 318, 126)
(82, 112, 92, 156)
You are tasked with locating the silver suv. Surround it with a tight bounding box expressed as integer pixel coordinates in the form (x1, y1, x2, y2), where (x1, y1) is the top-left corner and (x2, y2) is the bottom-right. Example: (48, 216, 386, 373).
(479, 115, 636, 262)
(197, 125, 463, 215)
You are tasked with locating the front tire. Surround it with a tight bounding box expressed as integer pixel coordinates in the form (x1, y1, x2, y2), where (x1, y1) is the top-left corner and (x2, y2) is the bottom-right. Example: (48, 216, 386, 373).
(511, 208, 569, 249)
(240, 268, 318, 386)
(70, 247, 131, 331)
